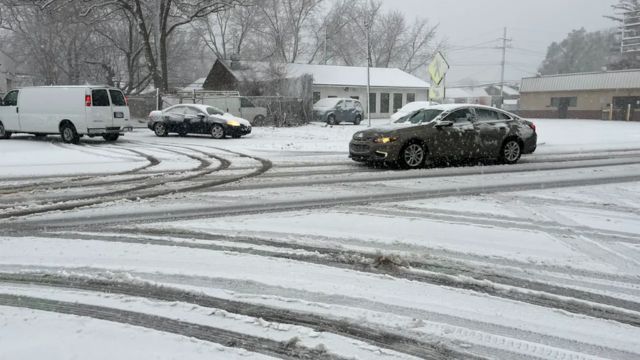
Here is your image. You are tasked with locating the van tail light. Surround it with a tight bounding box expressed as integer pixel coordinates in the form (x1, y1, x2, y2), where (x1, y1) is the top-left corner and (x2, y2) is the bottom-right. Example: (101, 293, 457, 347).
(85, 95, 92, 107)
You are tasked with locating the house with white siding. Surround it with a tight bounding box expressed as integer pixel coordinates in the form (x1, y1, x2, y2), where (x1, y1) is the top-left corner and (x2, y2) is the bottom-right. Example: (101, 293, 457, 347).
(190, 59, 430, 119)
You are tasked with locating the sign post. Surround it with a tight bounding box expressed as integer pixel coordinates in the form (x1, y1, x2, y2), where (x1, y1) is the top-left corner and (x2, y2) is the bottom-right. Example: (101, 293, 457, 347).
(428, 52, 449, 103)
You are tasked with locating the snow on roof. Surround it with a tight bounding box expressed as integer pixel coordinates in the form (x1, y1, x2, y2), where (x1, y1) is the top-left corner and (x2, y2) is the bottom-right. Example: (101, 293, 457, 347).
(445, 86, 490, 99)
(521, 69, 640, 93)
(285, 63, 429, 89)
(207, 61, 429, 89)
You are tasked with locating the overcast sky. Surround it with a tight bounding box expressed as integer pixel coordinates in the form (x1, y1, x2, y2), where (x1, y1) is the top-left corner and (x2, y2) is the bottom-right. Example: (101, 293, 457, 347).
(379, 0, 618, 86)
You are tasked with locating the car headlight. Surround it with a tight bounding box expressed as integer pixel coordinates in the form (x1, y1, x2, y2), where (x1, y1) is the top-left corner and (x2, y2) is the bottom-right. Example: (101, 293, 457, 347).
(373, 136, 398, 144)
(226, 120, 241, 126)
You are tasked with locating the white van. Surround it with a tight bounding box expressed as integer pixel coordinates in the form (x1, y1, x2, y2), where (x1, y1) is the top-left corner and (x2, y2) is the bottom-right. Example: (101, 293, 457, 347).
(0, 86, 131, 144)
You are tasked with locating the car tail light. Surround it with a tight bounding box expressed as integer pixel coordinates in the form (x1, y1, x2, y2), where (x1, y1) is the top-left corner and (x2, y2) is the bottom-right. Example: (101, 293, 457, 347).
(85, 95, 92, 107)
(528, 122, 536, 132)
(125, 96, 129, 106)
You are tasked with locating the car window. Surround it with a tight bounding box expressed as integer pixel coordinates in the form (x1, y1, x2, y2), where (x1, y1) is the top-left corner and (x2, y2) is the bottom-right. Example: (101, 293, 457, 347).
(184, 107, 201, 116)
(345, 100, 354, 110)
(444, 108, 473, 123)
(395, 109, 443, 124)
(2, 90, 18, 106)
(92, 89, 110, 106)
(206, 106, 224, 115)
(109, 90, 127, 106)
(336, 101, 344, 109)
(165, 106, 184, 115)
(354, 101, 363, 111)
(475, 108, 500, 121)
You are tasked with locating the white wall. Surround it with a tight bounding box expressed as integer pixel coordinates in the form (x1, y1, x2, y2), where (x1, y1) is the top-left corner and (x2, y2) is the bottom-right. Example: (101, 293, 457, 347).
(0, 52, 16, 94)
(313, 85, 428, 118)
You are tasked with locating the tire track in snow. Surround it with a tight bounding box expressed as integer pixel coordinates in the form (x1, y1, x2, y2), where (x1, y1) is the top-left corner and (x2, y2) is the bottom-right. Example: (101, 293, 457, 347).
(0, 274, 477, 360)
(0, 146, 161, 194)
(1, 268, 634, 360)
(0, 293, 343, 360)
(0, 145, 272, 220)
(29, 230, 640, 326)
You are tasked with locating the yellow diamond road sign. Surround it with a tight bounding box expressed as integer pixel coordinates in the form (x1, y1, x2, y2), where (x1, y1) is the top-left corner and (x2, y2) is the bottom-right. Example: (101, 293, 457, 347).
(428, 52, 449, 86)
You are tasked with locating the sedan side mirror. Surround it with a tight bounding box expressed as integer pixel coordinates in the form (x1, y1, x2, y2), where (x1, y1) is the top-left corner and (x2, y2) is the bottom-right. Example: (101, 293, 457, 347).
(435, 120, 454, 128)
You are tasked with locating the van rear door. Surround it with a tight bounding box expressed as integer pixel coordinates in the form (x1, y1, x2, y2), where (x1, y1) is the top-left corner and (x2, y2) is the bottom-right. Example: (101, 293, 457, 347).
(90, 89, 112, 132)
(108, 89, 129, 131)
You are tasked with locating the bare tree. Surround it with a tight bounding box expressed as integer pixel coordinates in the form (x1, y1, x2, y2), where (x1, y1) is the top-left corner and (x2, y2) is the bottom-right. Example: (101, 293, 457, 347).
(193, 0, 259, 60)
(257, 0, 324, 62)
(35, 0, 245, 91)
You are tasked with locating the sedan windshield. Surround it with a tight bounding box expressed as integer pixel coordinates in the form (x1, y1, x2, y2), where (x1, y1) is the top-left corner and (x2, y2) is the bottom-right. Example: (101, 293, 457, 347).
(395, 109, 443, 124)
(206, 106, 224, 115)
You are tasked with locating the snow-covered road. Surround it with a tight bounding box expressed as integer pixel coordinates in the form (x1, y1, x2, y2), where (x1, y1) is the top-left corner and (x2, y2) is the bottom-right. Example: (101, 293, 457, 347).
(1, 119, 640, 359)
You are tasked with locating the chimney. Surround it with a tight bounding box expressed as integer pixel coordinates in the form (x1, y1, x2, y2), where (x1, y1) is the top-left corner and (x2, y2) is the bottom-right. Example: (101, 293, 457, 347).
(230, 55, 241, 70)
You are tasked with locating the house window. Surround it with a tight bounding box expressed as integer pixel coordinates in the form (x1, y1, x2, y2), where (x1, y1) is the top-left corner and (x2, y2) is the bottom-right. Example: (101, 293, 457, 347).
(393, 93, 403, 112)
(350, 96, 360, 100)
(313, 92, 321, 103)
(369, 93, 377, 114)
(550, 97, 577, 107)
(328, 95, 337, 98)
(380, 93, 390, 113)
(406, 93, 416, 103)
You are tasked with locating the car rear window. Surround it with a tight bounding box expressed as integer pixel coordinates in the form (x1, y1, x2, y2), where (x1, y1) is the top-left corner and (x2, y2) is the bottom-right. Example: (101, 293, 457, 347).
(92, 89, 110, 106)
(109, 90, 127, 106)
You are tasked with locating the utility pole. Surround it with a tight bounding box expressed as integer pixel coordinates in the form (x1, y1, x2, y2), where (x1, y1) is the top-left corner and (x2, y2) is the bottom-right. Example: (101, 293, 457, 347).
(498, 27, 512, 108)
(365, 18, 371, 127)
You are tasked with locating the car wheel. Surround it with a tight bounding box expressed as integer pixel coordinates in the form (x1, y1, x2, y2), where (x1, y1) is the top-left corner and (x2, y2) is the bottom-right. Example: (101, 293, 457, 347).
(501, 139, 522, 164)
(154, 122, 168, 137)
(253, 115, 265, 124)
(354, 115, 362, 125)
(210, 123, 225, 139)
(327, 114, 337, 125)
(103, 133, 119, 142)
(0, 122, 12, 139)
(60, 122, 80, 144)
(399, 142, 426, 169)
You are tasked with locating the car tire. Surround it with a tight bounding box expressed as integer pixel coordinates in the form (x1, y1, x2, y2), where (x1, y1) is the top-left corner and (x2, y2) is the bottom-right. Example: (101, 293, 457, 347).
(210, 123, 225, 139)
(154, 122, 168, 137)
(399, 141, 426, 169)
(60, 122, 80, 144)
(253, 115, 265, 124)
(500, 139, 522, 164)
(103, 133, 119, 142)
(327, 114, 337, 125)
(0, 122, 12, 139)
(354, 115, 362, 125)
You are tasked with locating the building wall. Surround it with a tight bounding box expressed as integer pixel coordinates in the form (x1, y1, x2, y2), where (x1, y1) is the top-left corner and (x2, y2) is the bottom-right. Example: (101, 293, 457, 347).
(520, 89, 640, 120)
(313, 85, 428, 118)
(0, 51, 16, 95)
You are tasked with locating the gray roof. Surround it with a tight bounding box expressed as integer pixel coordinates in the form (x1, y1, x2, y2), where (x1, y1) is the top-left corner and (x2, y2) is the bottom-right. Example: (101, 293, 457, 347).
(217, 61, 429, 89)
(520, 70, 640, 93)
